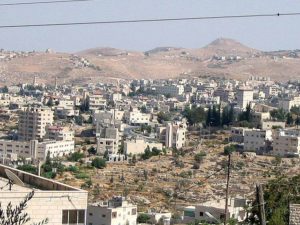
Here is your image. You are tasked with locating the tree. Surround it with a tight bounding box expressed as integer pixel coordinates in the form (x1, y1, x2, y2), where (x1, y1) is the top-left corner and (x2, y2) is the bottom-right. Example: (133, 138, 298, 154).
(68, 152, 84, 162)
(182, 106, 206, 125)
(103, 150, 109, 160)
(88, 146, 97, 155)
(286, 112, 294, 125)
(140, 105, 147, 113)
(132, 154, 137, 164)
(92, 157, 107, 169)
(270, 108, 286, 121)
(17, 164, 37, 175)
(206, 106, 212, 126)
(2, 86, 8, 93)
(157, 112, 171, 123)
(137, 214, 151, 223)
(46, 98, 54, 107)
(194, 152, 206, 163)
(224, 145, 236, 155)
(141, 145, 152, 160)
(0, 191, 48, 225)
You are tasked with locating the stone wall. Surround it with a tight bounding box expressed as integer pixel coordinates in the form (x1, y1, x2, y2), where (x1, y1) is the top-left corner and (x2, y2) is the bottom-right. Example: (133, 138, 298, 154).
(290, 204, 300, 225)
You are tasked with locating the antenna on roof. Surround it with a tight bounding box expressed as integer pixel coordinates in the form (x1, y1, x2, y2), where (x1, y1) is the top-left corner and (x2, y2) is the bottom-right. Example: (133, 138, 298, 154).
(5, 169, 25, 191)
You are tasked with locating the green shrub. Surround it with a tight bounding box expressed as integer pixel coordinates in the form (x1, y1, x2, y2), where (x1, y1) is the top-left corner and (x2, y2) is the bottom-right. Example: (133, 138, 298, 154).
(91, 157, 107, 169)
(75, 173, 89, 179)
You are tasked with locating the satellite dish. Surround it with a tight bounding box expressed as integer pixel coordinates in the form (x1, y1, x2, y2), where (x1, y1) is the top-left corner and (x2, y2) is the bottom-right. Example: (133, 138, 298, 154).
(5, 169, 25, 190)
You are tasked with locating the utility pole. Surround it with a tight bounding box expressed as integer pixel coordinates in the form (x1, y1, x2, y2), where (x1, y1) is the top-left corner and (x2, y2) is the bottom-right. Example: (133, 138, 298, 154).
(224, 153, 231, 225)
(256, 183, 266, 225)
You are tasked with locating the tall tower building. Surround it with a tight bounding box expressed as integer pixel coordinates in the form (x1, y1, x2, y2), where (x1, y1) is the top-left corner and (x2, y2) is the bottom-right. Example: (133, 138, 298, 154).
(18, 107, 54, 141)
(33, 75, 38, 86)
(55, 77, 58, 89)
(237, 86, 253, 110)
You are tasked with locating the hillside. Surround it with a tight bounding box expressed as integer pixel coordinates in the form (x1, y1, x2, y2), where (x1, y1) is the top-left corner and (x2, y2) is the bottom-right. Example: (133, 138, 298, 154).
(0, 38, 299, 85)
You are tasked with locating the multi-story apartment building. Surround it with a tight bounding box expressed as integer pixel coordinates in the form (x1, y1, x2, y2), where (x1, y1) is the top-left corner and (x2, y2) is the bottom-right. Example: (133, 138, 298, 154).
(272, 129, 300, 157)
(88, 94, 107, 110)
(243, 129, 272, 153)
(236, 86, 253, 110)
(87, 197, 137, 225)
(153, 84, 184, 97)
(45, 126, 74, 141)
(0, 139, 75, 161)
(278, 96, 300, 112)
(0, 164, 88, 225)
(18, 107, 54, 141)
(263, 85, 279, 98)
(230, 127, 252, 143)
(124, 108, 150, 125)
(97, 127, 119, 154)
(157, 121, 186, 149)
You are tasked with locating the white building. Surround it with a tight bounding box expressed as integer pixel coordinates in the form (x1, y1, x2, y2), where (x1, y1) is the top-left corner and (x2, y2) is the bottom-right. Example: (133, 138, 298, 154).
(0, 139, 74, 161)
(272, 129, 300, 157)
(236, 86, 253, 110)
(124, 139, 163, 155)
(124, 108, 150, 125)
(195, 198, 247, 223)
(18, 107, 54, 141)
(87, 197, 137, 225)
(244, 129, 272, 153)
(0, 164, 88, 225)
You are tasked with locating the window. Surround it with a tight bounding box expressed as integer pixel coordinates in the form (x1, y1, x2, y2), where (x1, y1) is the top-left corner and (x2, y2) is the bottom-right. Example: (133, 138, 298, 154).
(102, 214, 106, 218)
(62, 209, 85, 224)
(112, 212, 117, 218)
(220, 214, 225, 220)
(132, 208, 137, 215)
(199, 212, 204, 217)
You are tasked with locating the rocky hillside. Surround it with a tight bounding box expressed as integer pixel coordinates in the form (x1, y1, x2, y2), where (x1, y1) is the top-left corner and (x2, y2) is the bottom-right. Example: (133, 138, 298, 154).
(0, 38, 299, 85)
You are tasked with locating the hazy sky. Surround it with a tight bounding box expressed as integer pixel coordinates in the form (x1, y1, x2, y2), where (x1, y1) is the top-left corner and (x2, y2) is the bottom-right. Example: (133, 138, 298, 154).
(0, 0, 300, 52)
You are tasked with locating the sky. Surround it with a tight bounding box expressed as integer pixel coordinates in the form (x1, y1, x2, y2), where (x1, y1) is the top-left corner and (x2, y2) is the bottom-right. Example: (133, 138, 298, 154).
(0, 0, 300, 52)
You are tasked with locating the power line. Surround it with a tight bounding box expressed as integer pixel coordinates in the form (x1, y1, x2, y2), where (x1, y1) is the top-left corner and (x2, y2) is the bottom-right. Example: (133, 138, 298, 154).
(0, 0, 93, 7)
(0, 12, 299, 29)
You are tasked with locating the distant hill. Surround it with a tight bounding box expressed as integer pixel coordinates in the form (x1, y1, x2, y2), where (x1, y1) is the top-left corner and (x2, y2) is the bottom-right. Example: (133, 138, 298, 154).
(0, 38, 299, 85)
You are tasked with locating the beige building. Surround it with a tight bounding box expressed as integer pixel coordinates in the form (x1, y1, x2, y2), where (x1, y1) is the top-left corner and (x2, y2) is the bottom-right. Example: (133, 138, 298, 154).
(261, 121, 285, 130)
(272, 129, 300, 157)
(124, 139, 163, 155)
(45, 126, 74, 141)
(97, 127, 120, 154)
(230, 127, 251, 143)
(88, 94, 107, 110)
(153, 84, 184, 97)
(18, 107, 54, 141)
(252, 112, 270, 126)
(195, 198, 247, 223)
(87, 197, 137, 225)
(236, 86, 253, 110)
(244, 129, 272, 153)
(0, 164, 88, 225)
(279, 96, 300, 112)
(157, 121, 186, 149)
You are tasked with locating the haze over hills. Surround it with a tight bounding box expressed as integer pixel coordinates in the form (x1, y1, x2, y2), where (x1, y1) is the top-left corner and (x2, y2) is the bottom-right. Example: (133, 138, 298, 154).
(0, 38, 299, 85)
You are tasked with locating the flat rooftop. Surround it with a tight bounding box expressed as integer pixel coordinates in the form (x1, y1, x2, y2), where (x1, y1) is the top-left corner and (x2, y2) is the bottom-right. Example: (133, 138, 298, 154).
(0, 164, 84, 192)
